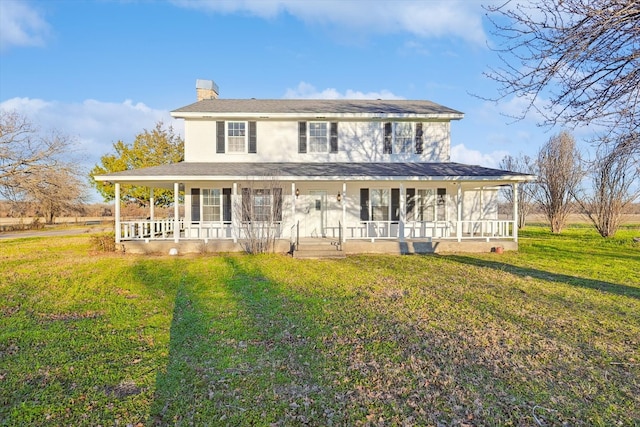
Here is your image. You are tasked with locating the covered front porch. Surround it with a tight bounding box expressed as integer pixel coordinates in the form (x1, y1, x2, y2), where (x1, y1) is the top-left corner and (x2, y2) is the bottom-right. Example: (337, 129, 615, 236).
(110, 181, 521, 255)
(95, 161, 532, 255)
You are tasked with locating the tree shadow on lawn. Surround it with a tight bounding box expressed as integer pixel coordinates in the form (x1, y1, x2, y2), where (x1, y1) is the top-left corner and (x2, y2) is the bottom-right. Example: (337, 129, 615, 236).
(144, 255, 598, 426)
(443, 254, 640, 300)
(147, 255, 341, 426)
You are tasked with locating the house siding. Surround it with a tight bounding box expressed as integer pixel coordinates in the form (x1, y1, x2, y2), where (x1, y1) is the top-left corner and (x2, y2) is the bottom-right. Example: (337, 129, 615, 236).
(184, 119, 451, 163)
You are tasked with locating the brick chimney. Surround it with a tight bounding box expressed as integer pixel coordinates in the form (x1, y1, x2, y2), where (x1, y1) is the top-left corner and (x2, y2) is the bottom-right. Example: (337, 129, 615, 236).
(196, 79, 219, 101)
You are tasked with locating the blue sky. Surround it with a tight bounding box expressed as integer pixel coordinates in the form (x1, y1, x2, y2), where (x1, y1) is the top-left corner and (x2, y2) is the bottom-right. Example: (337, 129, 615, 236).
(1, 0, 579, 200)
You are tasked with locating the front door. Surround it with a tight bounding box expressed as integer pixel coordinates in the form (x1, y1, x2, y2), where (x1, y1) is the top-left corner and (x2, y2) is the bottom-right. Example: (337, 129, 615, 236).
(309, 190, 327, 238)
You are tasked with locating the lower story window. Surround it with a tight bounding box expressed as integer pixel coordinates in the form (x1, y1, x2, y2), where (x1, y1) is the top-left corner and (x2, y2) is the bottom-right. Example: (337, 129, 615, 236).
(202, 189, 221, 222)
(242, 187, 283, 222)
(407, 188, 446, 221)
(370, 189, 390, 221)
(253, 189, 271, 222)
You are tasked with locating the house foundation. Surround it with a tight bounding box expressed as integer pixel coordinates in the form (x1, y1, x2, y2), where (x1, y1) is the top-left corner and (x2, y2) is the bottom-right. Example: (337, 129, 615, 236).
(117, 238, 516, 255)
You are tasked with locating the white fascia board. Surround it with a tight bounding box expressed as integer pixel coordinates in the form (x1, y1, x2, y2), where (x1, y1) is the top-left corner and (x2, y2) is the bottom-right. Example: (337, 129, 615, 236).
(170, 111, 464, 121)
(94, 174, 533, 183)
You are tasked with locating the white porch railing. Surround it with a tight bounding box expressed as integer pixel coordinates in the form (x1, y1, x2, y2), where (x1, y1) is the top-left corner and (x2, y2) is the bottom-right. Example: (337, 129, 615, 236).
(345, 220, 513, 242)
(183, 222, 234, 239)
(457, 220, 514, 241)
(120, 219, 183, 240)
(116, 219, 514, 242)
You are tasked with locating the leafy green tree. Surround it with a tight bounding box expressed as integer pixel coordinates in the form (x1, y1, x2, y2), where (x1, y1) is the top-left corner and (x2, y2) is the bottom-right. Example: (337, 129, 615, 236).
(90, 122, 183, 207)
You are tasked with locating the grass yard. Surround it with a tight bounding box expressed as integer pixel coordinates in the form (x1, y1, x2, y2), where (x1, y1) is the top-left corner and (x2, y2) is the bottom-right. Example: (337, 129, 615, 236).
(0, 226, 638, 426)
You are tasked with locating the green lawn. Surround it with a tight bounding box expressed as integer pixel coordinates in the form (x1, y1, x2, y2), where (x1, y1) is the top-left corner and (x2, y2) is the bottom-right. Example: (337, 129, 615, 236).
(1, 226, 638, 426)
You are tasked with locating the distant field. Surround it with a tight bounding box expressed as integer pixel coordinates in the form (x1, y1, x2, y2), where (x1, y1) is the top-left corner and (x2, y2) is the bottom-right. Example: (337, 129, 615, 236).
(0, 216, 111, 225)
(0, 226, 638, 426)
(525, 213, 640, 225)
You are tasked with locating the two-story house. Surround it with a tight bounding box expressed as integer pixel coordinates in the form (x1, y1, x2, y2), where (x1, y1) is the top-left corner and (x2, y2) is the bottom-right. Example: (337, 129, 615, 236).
(93, 79, 534, 255)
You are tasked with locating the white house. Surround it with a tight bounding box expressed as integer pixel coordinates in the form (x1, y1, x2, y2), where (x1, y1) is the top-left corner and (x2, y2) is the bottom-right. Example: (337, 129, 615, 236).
(93, 79, 534, 255)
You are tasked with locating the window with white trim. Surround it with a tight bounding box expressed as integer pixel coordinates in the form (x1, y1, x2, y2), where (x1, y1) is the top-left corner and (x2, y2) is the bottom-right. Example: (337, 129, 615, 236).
(406, 188, 446, 221)
(370, 189, 390, 221)
(241, 188, 283, 222)
(384, 122, 424, 154)
(394, 122, 413, 154)
(416, 189, 435, 221)
(202, 189, 221, 222)
(253, 189, 271, 222)
(227, 121, 247, 153)
(309, 122, 328, 152)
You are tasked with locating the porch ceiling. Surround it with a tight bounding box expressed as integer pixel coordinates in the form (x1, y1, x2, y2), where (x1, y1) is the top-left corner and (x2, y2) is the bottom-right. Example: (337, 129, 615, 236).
(93, 161, 536, 187)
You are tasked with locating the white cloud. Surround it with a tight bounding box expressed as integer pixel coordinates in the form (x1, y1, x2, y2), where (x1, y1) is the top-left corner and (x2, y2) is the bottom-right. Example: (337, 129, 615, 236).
(284, 82, 403, 100)
(0, 1, 50, 51)
(451, 143, 509, 168)
(172, 0, 489, 44)
(0, 97, 181, 171)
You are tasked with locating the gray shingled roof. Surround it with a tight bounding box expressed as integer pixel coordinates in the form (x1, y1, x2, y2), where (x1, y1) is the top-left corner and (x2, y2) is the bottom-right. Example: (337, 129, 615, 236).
(95, 162, 533, 182)
(171, 99, 463, 117)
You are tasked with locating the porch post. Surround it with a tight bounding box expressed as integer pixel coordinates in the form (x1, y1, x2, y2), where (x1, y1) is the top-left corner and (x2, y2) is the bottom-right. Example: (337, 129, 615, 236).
(232, 182, 238, 243)
(513, 182, 519, 243)
(456, 182, 462, 242)
(399, 182, 405, 241)
(149, 188, 155, 220)
(291, 182, 296, 222)
(456, 183, 462, 242)
(342, 182, 347, 242)
(480, 186, 485, 241)
(173, 182, 180, 243)
(114, 183, 121, 244)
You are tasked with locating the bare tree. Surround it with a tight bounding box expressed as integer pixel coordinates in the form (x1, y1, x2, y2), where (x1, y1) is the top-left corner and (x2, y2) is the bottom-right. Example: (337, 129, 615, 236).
(534, 131, 583, 233)
(499, 153, 537, 228)
(1, 110, 87, 223)
(484, 0, 640, 151)
(235, 175, 285, 254)
(573, 135, 640, 237)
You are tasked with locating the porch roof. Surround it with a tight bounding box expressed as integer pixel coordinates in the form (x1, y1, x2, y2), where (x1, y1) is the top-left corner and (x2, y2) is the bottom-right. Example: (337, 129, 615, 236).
(94, 162, 535, 186)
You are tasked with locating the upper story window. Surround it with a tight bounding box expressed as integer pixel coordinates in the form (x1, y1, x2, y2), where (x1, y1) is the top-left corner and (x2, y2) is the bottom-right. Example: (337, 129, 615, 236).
(309, 122, 328, 152)
(394, 123, 413, 154)
(227, 122, 247, 153)
(384, 122, 424, 154)
(299, 121, 338, 153)
(216, 121, 257, 154)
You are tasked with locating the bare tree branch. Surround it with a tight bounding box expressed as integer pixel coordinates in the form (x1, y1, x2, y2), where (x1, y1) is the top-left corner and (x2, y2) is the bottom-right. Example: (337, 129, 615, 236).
(483, 0, 640, 145)
(499, 153, 537, 228)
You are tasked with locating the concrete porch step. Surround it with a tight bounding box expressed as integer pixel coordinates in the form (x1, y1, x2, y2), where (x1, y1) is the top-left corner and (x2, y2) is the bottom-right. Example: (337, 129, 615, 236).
(293, 238, 345, 259)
